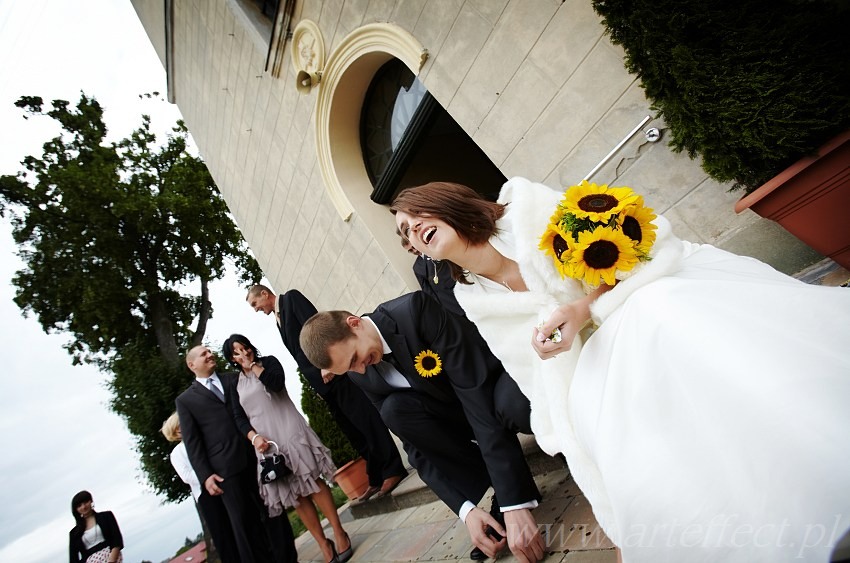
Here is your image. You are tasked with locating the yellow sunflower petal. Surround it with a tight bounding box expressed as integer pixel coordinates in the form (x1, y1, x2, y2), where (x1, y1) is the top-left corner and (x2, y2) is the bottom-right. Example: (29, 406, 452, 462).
(539, 224, 571, 259)
(568, 226, 639, 287)
(619, 198, 658, 256)
(539, 223, 575, 279)
(548, 205, 569, 229)
(561, 181, 640, 223)
(414, 350, 442, 378)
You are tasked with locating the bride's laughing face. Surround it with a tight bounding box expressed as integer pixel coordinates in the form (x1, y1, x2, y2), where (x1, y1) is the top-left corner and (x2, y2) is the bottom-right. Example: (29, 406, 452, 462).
(395, 210, 462, 261)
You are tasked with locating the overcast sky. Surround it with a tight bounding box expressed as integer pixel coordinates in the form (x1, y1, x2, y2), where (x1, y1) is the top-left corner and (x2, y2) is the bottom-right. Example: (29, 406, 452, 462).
(0, 1, 301, 561)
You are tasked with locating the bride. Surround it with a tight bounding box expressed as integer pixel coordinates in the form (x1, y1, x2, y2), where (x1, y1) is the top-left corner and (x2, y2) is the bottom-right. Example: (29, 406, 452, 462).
(391, 177, 850, 562)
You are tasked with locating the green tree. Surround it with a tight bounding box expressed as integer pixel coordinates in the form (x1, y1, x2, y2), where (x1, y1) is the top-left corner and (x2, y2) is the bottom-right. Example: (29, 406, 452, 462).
(0, 94, 262, 500)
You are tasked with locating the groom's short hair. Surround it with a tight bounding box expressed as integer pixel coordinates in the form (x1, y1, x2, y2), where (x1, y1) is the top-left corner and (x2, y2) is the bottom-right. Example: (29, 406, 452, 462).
(300, 310, 356, 369)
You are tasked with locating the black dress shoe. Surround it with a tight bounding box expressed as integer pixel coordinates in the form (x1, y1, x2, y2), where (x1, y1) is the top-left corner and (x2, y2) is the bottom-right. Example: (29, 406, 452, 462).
(469, 546, 488, 560)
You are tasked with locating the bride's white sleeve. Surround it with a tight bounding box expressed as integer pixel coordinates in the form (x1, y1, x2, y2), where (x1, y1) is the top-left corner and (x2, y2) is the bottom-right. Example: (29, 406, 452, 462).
(589, 215, 686, 324)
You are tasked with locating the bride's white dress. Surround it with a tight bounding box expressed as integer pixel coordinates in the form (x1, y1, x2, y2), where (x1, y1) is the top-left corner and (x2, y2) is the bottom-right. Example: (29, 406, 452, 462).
(455, 177, 850, 562)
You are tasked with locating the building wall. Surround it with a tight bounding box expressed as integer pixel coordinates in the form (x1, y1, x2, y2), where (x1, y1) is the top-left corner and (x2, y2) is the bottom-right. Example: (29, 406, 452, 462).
(131, 0, 821, 314)
(131, 0, 167, 68)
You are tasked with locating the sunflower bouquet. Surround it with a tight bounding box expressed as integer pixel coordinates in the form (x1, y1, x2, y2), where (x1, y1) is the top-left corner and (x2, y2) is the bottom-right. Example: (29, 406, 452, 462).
(539, 181, 657, 287)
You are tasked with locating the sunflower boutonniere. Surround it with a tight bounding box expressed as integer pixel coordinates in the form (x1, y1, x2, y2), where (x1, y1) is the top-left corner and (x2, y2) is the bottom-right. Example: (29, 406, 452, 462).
(414, 349, 442, 378)
(539, 181, 657, 287)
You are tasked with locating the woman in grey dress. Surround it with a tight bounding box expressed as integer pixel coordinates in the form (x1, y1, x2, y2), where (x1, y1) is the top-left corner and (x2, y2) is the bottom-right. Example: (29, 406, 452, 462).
(223, 334, 352, 563)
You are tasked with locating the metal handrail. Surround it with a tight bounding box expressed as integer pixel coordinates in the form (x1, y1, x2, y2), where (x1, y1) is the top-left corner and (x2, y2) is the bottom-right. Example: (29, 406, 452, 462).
(582, 115, 652, 182)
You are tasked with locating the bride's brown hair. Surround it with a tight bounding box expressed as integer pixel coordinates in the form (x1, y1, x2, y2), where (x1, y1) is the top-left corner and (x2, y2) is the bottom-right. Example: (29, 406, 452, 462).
(390, 182, 506, 284)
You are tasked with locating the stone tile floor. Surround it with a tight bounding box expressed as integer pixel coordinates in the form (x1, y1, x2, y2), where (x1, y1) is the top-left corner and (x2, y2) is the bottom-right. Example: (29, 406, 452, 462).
(294, 468, 617, 562)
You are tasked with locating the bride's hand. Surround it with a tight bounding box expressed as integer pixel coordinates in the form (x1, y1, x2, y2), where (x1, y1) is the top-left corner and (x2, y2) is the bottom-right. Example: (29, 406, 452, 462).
(532, 301, 587, 359)
(531, 285, 612, 360)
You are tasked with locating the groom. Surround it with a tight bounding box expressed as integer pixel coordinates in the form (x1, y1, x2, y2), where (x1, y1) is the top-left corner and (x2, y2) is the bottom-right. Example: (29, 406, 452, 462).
(300, 291, 546, 562)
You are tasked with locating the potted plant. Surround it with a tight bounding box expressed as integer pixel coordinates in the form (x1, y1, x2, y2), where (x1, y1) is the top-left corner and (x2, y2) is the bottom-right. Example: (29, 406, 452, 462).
(332, 458, 370, 501)
(299, 371, 369, 501)
(592, 0, 850, 263)
(734, 130, 850, 268)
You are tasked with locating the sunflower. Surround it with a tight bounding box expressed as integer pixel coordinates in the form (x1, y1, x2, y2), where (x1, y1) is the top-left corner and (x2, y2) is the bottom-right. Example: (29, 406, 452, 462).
(548, 204, 570, 230)
(414, 349, 442, 378)
(555, 257, 577, 280)
(539, 223, 573, 262)
(561, 181, 640, 223)
(568, 225, 640, 286)
(619, 196, 658, 256)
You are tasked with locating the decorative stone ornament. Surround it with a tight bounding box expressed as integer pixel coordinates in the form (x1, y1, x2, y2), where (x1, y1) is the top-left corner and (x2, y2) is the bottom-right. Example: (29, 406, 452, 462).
(313, 22, 429, 221)
(291, 20, 325, 94)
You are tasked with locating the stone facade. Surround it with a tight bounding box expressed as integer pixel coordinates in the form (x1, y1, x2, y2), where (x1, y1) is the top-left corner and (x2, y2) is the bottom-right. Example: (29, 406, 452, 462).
(131, 0, 821, 314)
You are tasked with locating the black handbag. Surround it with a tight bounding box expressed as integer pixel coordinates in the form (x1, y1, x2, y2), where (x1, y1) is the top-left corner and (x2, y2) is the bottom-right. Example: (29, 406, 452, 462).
(258, 441, 292, 484)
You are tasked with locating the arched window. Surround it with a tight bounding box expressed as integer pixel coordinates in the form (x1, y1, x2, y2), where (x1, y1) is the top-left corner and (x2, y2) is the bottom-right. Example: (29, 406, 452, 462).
(360, 59, 505, 204)
(361, 59, 436, 202)
(312, 24, 504, 288)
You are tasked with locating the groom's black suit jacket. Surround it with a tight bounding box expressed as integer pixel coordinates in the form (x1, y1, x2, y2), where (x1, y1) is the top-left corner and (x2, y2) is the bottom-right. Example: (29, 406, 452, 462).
(175, 373, 251, 486)
(355, 291, 539, 510)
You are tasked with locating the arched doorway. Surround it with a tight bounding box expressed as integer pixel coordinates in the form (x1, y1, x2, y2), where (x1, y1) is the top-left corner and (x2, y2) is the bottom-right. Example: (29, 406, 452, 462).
(313, 23, 504, 288)
(360, 59, 506, 203)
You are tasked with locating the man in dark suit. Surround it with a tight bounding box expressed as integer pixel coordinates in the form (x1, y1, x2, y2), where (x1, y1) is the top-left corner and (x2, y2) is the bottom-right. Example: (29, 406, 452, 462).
(176, 345, 296, 563)
(300, 292, 546, 563)
(246, 285, 407, 500)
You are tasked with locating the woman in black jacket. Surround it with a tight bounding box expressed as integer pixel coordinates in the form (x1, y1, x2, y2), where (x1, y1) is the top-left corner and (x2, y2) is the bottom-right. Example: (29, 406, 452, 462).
(68, 491, 123, 563)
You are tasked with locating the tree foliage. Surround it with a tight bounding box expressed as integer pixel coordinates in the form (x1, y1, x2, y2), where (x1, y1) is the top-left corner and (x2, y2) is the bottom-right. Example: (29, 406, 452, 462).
(592, 0, 850, 192)
(0, 94, 262, 500)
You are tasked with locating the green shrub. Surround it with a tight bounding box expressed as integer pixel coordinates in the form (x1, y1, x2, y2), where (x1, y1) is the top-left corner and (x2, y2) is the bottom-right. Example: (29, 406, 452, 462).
(592, 0, 850, 192)
(299, 370, 359, 467)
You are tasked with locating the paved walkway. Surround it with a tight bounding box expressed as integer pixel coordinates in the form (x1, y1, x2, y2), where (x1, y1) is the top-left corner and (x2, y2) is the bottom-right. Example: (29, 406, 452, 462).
(296, 468, 617, 562)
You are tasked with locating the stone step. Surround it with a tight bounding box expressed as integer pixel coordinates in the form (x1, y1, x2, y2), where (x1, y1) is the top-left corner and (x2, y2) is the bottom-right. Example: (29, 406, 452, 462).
(348, 434, 565, 519)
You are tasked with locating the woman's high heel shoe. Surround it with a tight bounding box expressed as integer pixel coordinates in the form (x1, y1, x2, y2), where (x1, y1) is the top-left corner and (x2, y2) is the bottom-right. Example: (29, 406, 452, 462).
(325, 538, 339, 563)
(337, 532, 353, 563)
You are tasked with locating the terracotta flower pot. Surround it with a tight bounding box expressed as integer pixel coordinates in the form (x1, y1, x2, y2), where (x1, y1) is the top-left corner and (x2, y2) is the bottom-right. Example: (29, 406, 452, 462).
(333, 457, 369, 501)
(735, 129, 850, 269)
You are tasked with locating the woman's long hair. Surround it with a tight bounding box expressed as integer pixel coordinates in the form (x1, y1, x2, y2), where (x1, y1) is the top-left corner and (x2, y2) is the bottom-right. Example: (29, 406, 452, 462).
(222, 334, 262, 370)
(391, 182, 506, 284)
(70, 490, 94, 531)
